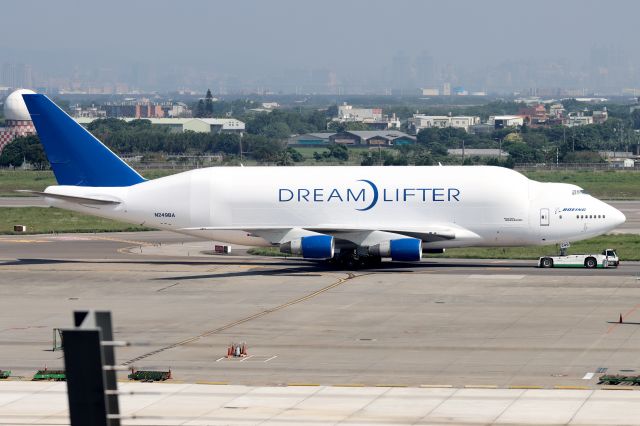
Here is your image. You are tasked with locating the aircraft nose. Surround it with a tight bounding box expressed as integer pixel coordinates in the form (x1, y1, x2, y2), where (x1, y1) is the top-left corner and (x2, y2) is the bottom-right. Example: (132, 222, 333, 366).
(609, 206, 626, 228)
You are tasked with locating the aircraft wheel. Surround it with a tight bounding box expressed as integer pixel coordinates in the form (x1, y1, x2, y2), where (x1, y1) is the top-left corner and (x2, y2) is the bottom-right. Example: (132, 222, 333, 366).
(540, 257, 553, 268)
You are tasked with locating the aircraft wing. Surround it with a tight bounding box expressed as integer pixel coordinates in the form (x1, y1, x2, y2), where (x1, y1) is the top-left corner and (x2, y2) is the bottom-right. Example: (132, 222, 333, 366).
(180, 224, 478, 246)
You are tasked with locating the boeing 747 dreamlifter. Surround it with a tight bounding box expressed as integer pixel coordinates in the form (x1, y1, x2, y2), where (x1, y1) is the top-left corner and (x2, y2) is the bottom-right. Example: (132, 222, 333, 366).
(20, 94, 625, 266)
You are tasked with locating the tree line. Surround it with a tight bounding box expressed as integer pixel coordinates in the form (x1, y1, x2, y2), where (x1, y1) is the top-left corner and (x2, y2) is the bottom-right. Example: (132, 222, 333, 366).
(2, 91, 640, 168)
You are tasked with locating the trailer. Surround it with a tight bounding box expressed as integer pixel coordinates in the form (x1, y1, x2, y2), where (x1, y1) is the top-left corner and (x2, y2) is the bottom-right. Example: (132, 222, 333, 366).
(539, 248, 619, 269)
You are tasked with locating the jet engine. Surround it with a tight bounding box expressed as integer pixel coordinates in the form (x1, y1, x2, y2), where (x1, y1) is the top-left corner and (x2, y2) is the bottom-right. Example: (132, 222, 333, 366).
(369, 238, 422, 261)
(280, 235, 334, 259)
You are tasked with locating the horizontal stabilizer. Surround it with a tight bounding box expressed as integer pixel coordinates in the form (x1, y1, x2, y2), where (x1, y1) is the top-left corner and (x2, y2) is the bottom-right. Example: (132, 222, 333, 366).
(16, 190, 121, 205)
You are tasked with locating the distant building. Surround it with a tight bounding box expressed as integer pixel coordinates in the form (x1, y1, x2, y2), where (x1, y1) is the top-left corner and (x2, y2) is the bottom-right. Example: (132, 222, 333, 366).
(287, 132, 334, 146)
(408, 114, 481, 133)
(330, 130, 415, 146)
(90, 100, 192, 119)
(447, 149, 509, 158)
(71, 105, 106, 118)
(549, 104, 565, 118)
(567, 113, 593, 127)
(101, 101, 162, 118)
(453, 86, 468, 96)
(592, 107, 608, 124)
(0, 89, 37, 155)
(337, 103, 382, 122)
(421, 88, 439, 96)
(442, 82, 451, 96)
(489, 115, 524, 129)
(75, 117, 245, 135)
(167, 102, 191, 118)
(332, 103, 400, 129)
(518, 104, 548, 126)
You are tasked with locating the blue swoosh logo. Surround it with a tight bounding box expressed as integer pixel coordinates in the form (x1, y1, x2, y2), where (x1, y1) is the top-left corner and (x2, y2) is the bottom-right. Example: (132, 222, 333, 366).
(356, 179, 378, 211)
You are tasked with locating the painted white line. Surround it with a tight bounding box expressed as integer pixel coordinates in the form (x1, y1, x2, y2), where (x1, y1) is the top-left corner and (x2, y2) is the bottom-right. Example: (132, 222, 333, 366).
(239, 355, 254, 362)
(264, 355, 278, 363)
(215, 357, 226, 362)
(468, 274, 525, 280)
(583, 372, 595, 380)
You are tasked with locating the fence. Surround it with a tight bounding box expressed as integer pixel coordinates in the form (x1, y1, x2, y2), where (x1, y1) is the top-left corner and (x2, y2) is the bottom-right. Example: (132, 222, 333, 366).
(515, 163, 640, 172)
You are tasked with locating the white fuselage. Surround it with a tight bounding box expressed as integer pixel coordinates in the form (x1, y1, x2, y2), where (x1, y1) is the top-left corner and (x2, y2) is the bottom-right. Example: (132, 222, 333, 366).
(42, 166, 626, 249)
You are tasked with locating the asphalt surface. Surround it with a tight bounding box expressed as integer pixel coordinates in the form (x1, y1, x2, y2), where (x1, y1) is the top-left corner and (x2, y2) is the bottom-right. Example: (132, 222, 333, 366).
(1, 231, 640, 390)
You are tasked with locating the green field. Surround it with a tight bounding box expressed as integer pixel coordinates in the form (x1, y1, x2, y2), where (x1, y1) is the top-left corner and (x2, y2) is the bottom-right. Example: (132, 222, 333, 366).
(0, 207, 151, 234)
(248, 234, 640, 261)
(522, 170, 640, 200)
(0, 170, 57, 195)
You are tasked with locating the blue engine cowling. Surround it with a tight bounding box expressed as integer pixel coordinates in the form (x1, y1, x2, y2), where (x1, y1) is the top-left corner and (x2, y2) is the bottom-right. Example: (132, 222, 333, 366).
(369, 238, 422, 261)
(280, 235, 334, 258)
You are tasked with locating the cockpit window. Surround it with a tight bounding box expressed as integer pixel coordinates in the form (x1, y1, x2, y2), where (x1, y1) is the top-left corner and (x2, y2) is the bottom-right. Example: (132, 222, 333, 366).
(571, 189, 588, 195)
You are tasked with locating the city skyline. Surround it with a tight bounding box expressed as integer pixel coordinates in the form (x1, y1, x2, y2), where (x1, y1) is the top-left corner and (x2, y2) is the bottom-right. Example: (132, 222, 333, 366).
(1, 0, 639, 95)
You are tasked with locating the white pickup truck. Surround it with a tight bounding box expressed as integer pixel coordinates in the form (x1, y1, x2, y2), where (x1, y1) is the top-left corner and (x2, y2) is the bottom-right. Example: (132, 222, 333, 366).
(539, 249, 619, 269)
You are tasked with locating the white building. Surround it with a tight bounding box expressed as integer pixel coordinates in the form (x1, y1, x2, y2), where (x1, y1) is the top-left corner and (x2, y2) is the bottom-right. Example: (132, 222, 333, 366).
(549, 103, 565, 118)
(75, 117, 245, 135)
(489, 115, 524, 129)
(261, 102, 280, 109)
(167, 102, 191, 118)
(567, 115, 594, 127)
(447, 148, 509, 158)
(408, 114, 481, 133)
(336, 103, 382, 122)
(421, 88, 439, 96)
(333, 103, 399, 129)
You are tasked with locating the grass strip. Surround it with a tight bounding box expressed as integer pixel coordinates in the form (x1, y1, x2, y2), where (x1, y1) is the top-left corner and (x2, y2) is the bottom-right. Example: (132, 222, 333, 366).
(0, 206, 153, 234)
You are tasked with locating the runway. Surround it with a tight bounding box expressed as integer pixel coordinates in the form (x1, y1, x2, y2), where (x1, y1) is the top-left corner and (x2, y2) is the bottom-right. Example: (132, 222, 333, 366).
(1, 231, 640, 390)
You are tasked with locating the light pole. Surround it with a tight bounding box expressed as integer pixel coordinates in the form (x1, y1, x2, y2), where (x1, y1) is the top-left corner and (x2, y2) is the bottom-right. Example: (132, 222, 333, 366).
(494, 137, 503, 160)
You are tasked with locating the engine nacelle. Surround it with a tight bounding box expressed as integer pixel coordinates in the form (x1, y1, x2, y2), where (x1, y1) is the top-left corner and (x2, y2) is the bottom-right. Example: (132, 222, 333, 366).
(369, 238, 422, 261)
(280, 235, 334, 259)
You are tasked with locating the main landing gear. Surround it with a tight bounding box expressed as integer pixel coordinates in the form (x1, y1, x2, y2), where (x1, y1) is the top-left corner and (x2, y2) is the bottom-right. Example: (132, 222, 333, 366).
(327, 249, 382, 269)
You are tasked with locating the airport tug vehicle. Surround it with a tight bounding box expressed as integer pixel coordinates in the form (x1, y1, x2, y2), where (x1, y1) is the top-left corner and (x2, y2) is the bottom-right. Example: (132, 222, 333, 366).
(539, 243, 619, 269)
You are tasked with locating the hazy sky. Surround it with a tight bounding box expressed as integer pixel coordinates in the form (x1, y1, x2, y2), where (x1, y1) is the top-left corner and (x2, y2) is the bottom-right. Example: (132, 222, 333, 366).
(1, 0, 639, 90)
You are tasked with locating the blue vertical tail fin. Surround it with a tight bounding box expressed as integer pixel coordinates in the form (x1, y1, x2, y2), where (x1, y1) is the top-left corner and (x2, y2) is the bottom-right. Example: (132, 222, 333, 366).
(22, 94, 145, 187)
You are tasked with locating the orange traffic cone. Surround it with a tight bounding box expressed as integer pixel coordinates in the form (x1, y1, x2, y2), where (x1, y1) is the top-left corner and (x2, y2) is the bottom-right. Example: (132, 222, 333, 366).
(241, 343, 247, 357)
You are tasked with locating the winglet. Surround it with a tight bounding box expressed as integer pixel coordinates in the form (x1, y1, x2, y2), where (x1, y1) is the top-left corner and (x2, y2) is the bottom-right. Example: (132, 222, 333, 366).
(21, 94, 145, 187)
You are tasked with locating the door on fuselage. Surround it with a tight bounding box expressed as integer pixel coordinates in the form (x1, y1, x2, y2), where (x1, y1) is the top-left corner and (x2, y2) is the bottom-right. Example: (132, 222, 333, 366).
(540, 208, 550, 226)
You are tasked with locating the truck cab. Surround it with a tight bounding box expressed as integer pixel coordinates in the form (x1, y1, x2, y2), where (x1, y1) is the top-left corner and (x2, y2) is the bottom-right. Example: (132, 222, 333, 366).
(602, 249, 619, 267)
